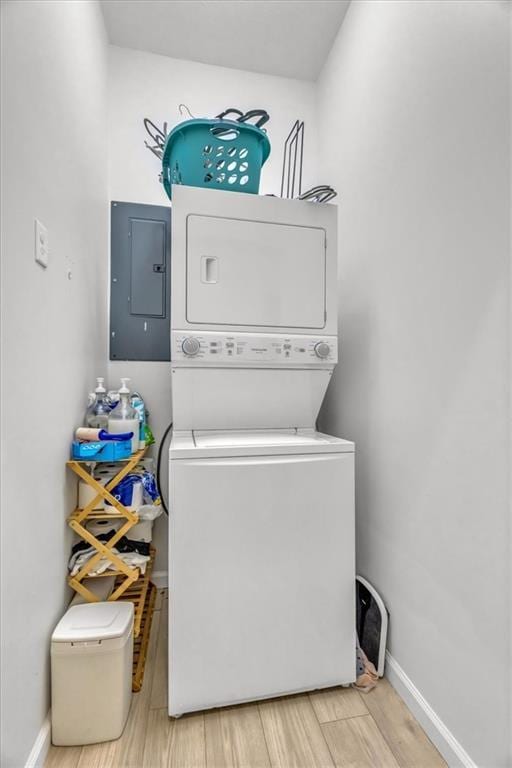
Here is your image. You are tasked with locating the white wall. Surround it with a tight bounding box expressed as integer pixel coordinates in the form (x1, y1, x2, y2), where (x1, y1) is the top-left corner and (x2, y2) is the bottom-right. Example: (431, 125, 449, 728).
(317, 2, 510, 766)
(107, 45, 321, 572)
(0, 2, 108, 765)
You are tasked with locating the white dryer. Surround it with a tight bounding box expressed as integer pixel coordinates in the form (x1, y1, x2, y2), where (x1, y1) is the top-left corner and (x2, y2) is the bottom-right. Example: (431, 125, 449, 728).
(168, 186, 355, 717)
(170, 184, 338, 432)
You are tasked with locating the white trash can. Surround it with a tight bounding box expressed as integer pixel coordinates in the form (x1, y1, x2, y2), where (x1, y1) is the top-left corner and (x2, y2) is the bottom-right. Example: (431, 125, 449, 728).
(51, 601, 134, 746)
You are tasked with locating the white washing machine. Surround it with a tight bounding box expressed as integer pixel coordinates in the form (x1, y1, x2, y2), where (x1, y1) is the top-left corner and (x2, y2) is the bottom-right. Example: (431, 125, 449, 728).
(169, 429, 354, 715)
(168, 186, 355, 716)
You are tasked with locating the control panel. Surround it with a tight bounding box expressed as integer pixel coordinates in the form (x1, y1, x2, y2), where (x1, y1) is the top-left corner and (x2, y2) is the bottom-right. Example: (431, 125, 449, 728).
(172, 331, 338, 365)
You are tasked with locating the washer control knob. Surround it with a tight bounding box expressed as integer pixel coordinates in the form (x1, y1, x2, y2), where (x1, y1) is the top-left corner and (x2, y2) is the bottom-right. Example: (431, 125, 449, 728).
(314, 342, 331, 359)
(181, 337, 200, 356)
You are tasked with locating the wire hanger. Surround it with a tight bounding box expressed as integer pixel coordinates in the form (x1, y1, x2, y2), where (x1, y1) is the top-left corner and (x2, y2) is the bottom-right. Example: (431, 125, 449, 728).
(178, 103, 195, 119)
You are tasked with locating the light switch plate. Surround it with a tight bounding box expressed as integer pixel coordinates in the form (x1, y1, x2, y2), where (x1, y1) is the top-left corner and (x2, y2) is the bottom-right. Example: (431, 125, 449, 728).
(34, 219, 48, 268)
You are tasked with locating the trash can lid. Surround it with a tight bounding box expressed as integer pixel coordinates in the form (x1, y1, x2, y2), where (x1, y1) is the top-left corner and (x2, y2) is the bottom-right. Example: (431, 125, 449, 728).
(52, 601, 134, 643)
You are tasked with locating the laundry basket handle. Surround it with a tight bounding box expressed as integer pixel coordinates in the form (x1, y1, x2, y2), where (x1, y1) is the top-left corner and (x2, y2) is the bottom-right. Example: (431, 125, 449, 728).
(210, 122, 241, 139)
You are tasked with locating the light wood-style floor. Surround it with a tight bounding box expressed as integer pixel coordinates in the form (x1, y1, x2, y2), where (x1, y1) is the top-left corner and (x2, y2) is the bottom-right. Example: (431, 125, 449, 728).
(46, 590, 447, 768)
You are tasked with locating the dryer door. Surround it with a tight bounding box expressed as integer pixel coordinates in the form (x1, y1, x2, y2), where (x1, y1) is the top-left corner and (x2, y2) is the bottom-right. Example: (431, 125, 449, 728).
(186, 215, 326, 329)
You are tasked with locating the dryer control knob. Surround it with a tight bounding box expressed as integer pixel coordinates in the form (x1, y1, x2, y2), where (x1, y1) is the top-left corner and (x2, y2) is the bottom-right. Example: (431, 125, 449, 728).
(182, 337, 200, 356)
(314, 342, 331, 359)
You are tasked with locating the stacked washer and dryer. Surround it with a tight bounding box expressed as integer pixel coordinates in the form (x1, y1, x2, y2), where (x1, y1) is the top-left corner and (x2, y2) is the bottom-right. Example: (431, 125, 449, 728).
(168, 185, 355, 717)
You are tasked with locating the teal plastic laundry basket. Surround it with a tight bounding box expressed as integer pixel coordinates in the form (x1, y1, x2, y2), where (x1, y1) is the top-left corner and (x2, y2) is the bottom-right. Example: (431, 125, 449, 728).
(161, 118, 271, 200)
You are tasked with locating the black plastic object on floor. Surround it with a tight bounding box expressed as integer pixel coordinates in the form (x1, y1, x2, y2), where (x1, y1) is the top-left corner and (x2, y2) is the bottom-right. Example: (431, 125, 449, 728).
(356, 575, 389, 677)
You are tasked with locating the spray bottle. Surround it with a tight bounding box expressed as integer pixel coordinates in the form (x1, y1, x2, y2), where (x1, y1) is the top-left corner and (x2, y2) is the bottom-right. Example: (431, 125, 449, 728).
(107, 378, 140, 455)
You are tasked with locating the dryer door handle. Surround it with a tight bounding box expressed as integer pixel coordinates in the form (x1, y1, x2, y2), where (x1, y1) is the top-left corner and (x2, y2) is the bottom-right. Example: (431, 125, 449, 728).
(201, 256, 218, 284)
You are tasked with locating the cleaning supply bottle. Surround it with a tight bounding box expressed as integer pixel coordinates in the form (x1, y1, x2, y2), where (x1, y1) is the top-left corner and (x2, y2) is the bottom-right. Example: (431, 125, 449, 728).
(130, 391, 146, 450)
(107, 378, 140, 455)
(85, 378, 111, 429)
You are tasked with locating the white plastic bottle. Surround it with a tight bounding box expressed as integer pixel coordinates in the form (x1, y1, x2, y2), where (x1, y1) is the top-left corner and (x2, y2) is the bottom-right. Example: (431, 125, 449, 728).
(85, 378, 111, 429)
(107, 378, 140, 455)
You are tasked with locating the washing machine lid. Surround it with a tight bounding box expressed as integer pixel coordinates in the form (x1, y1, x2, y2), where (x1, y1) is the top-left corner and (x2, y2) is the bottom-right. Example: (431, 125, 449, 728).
(170, 429, 354, 459)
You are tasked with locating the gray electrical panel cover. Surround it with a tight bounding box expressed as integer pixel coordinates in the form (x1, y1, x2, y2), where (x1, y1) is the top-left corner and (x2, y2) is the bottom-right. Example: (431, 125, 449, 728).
(110, 201, 171, 361)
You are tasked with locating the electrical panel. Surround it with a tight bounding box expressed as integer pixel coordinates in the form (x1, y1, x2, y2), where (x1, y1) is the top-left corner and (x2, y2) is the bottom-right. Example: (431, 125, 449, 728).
(110, 201, 171, 361)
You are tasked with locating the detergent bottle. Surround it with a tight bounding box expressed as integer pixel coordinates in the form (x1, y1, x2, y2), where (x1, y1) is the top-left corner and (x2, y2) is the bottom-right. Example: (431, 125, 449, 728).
(107, 378, 140, 454)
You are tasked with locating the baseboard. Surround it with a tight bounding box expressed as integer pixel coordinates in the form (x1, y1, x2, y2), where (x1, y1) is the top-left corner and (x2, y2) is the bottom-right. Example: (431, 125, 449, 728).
(151, 570, 168, 589)
(25, 712, 51, 768)
(385, 651, 477, 768)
